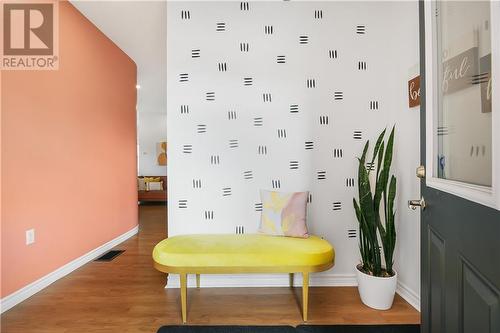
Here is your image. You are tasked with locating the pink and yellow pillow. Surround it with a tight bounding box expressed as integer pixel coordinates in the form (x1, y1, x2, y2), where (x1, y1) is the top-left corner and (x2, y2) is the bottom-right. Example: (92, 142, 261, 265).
(259, 190, 309, 238)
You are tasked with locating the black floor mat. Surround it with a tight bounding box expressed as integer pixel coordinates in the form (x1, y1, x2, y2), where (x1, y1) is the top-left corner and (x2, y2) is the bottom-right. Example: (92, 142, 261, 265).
(157, 325, 420, 333)
(94, 250, 125, 261)
(296, 325, 420, 333)
(157, 327, 296, 333)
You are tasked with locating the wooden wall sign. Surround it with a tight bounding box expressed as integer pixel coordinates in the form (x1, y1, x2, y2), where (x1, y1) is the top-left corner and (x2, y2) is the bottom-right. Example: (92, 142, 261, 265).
(408, 75, 420, 108)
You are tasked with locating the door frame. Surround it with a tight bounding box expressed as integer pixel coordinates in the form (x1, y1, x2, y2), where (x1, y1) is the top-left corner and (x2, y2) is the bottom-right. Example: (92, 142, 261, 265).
(422, 0, 500, 210)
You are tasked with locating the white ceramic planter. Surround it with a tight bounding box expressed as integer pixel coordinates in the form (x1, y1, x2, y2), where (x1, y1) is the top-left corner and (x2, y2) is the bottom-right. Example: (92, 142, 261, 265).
(356, 266, 397, 310)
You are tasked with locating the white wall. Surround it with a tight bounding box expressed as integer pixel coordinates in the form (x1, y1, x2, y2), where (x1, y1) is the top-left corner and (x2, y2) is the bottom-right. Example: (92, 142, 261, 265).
(167, 1, 420, 309)
(138, 112, 167, 176)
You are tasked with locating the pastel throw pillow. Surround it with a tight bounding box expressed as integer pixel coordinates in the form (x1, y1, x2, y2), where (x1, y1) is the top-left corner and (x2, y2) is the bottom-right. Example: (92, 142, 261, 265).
(137, 178, 147, 191)
(146, 181, 163, 191)
(259, 190, 309, 238)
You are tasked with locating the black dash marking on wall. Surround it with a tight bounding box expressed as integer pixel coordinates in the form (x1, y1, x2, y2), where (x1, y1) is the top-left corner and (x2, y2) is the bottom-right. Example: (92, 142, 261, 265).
(243, 77, 253, 86)
(277, 55, 286, 64)
(306, 79, 316, 88)
(353, 131, 363, 140)
(437, 127, 449, 136)
(206, 92, 215, 101)
(272, 179, 281, 189)
(356, 25, 366, 34)
(218, 62, 228, 72)
(289, 160, 299, 170)
(197, 124, 207, 133)
(263, 93, 272, 102)
(366, 162, 376, 171)
(469, 145, 486, 157)
(265, 25, 274, 34)
(317, 171, 326, 180)
(305, 141, 314, 150)
(179, 73, 189, 82)
(192, 179, 202, 189)
(179, 200, 188, 208)
(314, 10, 323, 19)
(180, 105, 189, 114)
(358, 61, 367, 71)
(333, 202, 342, 211)
(277, 129, 287, 138)
(229, 139, 239, 148)
(254, 117, 263, 127)
(346, 178, 355, 187)
(204, 211, 214, 220)
(222, 187, 232, 196)
(255, 203, 263, 211)
(95, 250, 124, 262)
(299, 35, 309, 44)
(228, 110, 237, 120)
(236, 225, 245, 234)
(181, 10, 190, 20)
(348, 229, 357, 238)
(290, 104, 299, 113)
(258, 145, 268, 155)
(243, 170, 253, 180)
(329, 50, 338, 59)
(307, 193, 313, 203)
(216, 22, 226, 32)
(471, 72, 489, 85)
(319, 115, 329, 125)
(210, 155, 220, 165)
(333, 148, 343, 158)
(370, 100, 379, 110)
(183, 144, 193, 154)
(191, 49, 200, 58)
(334, 91, 343, 100)
(240, 2, 249, 10)
(240, 42, 249, 52)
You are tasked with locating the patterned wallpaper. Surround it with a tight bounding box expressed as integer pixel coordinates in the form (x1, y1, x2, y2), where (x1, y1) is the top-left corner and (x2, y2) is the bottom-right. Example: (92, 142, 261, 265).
(167, 1, 412, 276)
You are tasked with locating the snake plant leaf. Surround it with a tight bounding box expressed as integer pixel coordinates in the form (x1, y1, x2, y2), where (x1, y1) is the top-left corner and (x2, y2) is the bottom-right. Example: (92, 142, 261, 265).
(376, 141, 385, 180)
(385, 175, 397, 274)
(370, 128, 386, 174)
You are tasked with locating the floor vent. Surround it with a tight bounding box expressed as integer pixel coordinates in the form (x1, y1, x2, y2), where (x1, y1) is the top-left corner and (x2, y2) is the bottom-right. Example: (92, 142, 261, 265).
(95, 250, 125, 262)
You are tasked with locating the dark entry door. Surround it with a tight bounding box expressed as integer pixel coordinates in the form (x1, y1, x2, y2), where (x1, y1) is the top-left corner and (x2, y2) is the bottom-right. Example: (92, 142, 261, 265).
(418, 1, 500, 332)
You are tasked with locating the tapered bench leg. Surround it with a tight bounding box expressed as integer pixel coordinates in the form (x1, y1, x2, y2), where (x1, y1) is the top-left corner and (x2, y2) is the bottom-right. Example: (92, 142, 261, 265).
(180, 273, 187, 323)
(289, 273, 294, 288)
(302, 272, 309, 321)
(196, 274, 200, 289)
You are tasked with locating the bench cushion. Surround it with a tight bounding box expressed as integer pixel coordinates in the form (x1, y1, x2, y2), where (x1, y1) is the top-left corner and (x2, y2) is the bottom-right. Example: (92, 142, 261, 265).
(153, 234, 334, 268)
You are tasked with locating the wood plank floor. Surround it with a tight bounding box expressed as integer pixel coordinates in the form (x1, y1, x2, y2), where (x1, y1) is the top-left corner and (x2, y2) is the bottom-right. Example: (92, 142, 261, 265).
(1, 204, 420, 332)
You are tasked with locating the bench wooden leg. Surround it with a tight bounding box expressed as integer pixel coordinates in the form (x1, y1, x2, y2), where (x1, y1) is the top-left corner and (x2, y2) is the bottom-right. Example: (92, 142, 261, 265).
(196, 274, 200, 289)
(289, 273, 294, 288)
(302, 272, 309, 321)
(180, 273, 187, 324)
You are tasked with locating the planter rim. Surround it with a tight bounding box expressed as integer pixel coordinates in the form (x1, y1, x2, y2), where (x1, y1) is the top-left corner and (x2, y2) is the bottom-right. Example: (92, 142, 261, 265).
(356, 265, 398, 280)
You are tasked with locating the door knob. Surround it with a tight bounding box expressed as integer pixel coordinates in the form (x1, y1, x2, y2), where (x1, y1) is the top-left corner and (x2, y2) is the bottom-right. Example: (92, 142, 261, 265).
(416, 165, 426, 179)
(408, 197, 426, 210)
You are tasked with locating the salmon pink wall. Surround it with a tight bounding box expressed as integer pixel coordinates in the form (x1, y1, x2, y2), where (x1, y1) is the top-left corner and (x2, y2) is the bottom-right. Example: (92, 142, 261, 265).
(1, 2, 138, 298)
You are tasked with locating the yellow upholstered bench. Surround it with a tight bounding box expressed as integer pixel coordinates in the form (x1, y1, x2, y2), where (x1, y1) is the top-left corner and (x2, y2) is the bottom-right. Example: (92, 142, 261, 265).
(152, 234, 335, 323)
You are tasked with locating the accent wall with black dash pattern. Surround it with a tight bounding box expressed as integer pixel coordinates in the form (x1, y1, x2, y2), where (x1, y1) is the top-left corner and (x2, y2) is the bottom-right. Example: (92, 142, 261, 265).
(167, 1, 412, 277)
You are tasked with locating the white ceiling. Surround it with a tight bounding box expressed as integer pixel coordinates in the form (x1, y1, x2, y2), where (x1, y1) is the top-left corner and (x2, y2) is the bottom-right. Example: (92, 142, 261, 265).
(71, 0, 166, 114)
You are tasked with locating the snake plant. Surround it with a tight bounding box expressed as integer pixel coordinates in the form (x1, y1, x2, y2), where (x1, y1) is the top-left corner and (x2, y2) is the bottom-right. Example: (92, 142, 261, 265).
(353, 126, 397, 277)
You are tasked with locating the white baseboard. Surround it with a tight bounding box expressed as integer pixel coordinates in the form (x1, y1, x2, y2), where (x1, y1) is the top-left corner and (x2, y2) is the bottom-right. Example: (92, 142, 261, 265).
(0, 225, 139, 314)
(166, 273, 421, 312)
(396, 281, 421, 311)
(165, 273, 358, 288)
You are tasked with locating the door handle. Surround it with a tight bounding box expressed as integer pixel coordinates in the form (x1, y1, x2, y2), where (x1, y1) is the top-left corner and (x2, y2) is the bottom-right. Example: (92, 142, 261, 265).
(408, 197, 426, 210)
